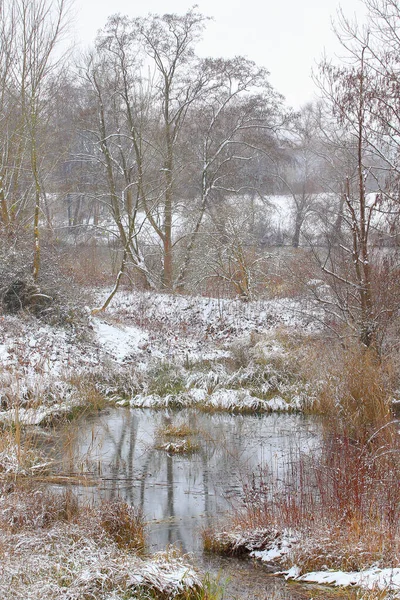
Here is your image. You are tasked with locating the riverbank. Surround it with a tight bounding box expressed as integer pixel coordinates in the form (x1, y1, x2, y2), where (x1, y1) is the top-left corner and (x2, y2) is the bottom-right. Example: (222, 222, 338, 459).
(0, 289, 320, 425)
(0, 486, 206, 600)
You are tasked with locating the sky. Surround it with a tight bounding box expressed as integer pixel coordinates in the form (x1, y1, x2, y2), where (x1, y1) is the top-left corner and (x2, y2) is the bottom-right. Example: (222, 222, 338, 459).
(72, 0, 366, 108)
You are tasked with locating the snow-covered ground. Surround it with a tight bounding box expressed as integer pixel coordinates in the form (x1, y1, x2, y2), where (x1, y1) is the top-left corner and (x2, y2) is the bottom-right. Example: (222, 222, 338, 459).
(285, 565, 400, 592)
(94, 290, 318, 413)
(0, 498, 202, 600)
(0, 289, 320, 423)
(208, 526, 400, 595)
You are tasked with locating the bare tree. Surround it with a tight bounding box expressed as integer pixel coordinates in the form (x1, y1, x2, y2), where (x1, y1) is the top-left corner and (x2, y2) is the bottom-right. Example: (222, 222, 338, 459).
(135, 8, 211, 290)
(175, 56, 284, 289)
(0, 0, 71, 279)
(271, 104, 323, 248)
(78, 9, 286, 299)
(316, 15, 396, 349)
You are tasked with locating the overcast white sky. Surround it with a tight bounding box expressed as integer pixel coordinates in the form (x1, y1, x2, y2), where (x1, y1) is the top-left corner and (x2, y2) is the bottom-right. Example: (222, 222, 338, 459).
(72, 0, 366, 108)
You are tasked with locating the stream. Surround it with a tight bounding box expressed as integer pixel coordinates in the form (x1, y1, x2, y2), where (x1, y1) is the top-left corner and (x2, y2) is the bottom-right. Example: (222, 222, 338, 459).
(53, 408, 337, 599)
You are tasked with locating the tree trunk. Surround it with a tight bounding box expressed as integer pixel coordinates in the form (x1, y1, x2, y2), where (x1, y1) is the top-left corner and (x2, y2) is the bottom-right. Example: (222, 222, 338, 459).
(292, 213, 303, 248)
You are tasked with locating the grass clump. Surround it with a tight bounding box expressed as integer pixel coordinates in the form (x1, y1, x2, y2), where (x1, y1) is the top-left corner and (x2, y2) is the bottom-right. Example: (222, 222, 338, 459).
(67, 374, 107, 413)
(156, 439, 201, 455)
(202, 529, 243, 556)
(0, 430, 39, 476)
(0, 488, 79, 531)
(154, 418, 200, 455)
(315, 345, 394, 443)
(163, 423, 195, 438)
(148, 362, 186, 397)
(98, 499, 145, 553)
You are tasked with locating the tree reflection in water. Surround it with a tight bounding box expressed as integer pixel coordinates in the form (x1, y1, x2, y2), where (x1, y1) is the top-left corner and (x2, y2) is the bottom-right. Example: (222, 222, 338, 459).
(60, 408, 319, 553)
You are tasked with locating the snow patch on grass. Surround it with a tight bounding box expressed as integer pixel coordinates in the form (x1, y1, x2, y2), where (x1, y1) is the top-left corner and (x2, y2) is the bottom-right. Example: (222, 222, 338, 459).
(285, 566, 400, 592)
(92, 319, 148, 363)
(0, 523, 201, 600)
(126, 388, 300, 413)
(0, 289, 319, 422)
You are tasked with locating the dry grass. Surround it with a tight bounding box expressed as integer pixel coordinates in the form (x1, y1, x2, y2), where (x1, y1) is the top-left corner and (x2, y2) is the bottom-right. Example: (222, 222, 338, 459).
(0, 427, 50, 477)
(315, 346, 394, 443)
(60, 244, 115, 287)
(241, 443, 399, 571)
(0, 486, 204, 600)
(0, 486, 144, 546)
(154, 418, 200, 455)
(0, 487, 79, 531)
(230, 426, 400, 570)
(66, 373, 107, 413)
(162, 423, 195, 438)
(98, 499, 145, 553)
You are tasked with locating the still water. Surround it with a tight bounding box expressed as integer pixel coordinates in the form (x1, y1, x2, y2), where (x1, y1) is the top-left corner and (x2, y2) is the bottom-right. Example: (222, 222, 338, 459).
(60, 408, 319, 552)
(57, 408, 330, 599)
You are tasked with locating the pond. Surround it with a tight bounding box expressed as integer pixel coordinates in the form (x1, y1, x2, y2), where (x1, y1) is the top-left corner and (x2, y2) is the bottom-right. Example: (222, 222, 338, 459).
(54, 408, 331, 599)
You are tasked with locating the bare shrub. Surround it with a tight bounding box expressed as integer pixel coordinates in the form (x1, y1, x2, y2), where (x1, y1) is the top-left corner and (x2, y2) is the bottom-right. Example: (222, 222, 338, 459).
(315, 345, 395, 444)
(59, 243, 115, 287)
(232, 412, 400, 571)
(0, 239, 92, 326)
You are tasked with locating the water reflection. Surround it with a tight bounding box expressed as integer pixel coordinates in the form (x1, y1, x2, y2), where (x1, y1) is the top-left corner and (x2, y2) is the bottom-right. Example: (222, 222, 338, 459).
(61, 408, 320, 554)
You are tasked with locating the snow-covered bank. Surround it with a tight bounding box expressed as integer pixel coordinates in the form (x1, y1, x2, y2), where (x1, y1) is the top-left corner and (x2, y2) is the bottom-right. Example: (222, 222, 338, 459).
(284, 566, 400, 592)
(207, 526, 400, 595)
(0, 312, 101, 424)
(93, 289, 317, 413)
(100, 289, 320, 358)
(123, 388, 304, 413)
(0, 491, 202, 600)
(0, 289, 319, 422)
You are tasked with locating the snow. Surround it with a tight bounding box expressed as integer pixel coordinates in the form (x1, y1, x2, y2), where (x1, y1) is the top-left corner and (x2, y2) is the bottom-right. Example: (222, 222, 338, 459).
(267, 195, 293, 229)
(0, 402, 77, 426)
(206, 389, 291, 412)
(92, 319, 148, 363)
(285, 566, 400, 592)
(157, 439, 192, 453)
(218, 524, 400, 595)
(127, 390, 300, 413)
(215, 526, 400, 595)
(250, 529, 299, 563)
